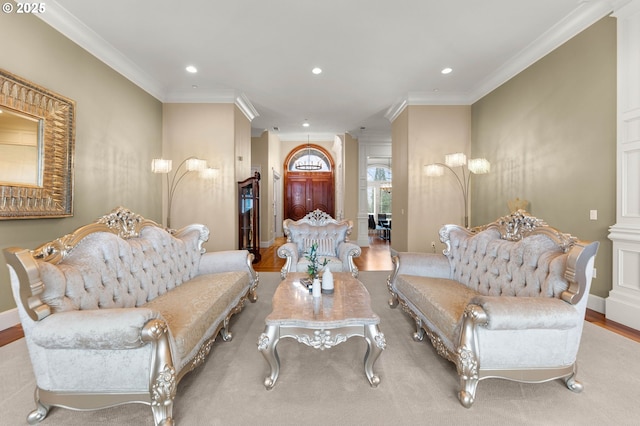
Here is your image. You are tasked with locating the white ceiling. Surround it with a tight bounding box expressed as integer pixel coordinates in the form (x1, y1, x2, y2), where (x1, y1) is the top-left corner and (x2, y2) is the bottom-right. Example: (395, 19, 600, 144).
(39, 0, 614, 141)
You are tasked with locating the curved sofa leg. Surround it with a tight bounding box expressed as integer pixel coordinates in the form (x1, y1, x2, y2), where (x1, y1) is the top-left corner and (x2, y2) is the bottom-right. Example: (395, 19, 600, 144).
(141, 319, 177, 426)
(412, 318, 425, 341)
(564, 363, 583, 393)
(456, 347, 479, 408)
(387, 256, 400, 309)
(455, 304, 488, 408)
(27, 388, 49, 425)
(220, 315, 233, 342)
(388, 294, 399, 308)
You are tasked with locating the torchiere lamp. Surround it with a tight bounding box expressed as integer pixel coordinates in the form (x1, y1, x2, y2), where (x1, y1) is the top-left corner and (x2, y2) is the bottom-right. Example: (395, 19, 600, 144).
(424, 152, 490, 228)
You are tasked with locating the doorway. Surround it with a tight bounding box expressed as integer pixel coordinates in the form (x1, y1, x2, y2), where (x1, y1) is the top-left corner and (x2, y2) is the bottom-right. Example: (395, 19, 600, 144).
(284, 143, 334, 220)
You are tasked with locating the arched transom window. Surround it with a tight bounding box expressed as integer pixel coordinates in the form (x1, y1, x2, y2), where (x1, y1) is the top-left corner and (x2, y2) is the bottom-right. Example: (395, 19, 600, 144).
(288, 146, 332, 171)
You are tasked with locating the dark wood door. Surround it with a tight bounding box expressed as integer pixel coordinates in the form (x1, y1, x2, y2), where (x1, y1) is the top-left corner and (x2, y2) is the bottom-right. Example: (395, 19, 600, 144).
(284, 143, 335, 221)
(285, 173, 334, 220)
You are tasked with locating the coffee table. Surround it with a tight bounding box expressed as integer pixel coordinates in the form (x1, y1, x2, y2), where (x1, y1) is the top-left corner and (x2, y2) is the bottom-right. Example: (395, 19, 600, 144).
(257, 272, 385, 389)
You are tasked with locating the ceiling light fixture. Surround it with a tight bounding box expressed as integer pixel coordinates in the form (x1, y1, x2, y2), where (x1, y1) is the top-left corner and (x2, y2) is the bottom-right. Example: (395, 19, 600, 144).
(441, 67, 453, 74)
(302, 120, 310, 127)
(186, 65, 198, 73)
(312, 67, 322, 75)
(295, 136, 322, 171)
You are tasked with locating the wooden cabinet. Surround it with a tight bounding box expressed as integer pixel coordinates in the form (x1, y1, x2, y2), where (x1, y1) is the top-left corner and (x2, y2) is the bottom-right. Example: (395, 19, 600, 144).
(238, 171, 261, 263)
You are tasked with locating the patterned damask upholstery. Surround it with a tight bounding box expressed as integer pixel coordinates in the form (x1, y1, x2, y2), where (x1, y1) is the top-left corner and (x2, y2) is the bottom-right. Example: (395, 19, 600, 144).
(3, 207, 259, 425)
(388, 210, 599, 408)
(277, 209, 361, 278)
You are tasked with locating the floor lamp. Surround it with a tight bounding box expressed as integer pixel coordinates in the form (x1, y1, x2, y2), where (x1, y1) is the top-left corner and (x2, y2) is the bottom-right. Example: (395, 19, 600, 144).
(151, 156, 217, 228)
(424, 153, 490, 228)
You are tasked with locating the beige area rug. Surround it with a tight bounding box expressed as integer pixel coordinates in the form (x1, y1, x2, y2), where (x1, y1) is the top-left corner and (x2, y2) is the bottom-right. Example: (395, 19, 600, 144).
(1, 271, 639, 425)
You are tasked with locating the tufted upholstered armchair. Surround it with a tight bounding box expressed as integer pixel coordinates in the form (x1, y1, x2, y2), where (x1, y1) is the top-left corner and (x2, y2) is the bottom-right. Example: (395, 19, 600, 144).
(277, 209, 361, 279)
(388, 211, 599, 407)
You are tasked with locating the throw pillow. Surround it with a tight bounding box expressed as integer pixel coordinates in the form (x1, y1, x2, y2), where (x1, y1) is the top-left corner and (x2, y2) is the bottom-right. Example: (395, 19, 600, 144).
(303, 238, 335, 257)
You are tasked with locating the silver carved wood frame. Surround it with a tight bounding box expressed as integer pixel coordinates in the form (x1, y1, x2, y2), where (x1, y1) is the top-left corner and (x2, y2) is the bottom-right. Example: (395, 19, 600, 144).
(0, 68, 75, 219)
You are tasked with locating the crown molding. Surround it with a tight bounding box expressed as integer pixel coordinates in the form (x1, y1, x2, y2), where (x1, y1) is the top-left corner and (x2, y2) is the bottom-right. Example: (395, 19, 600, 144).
(235, 93, 260, 121)
(37, 1, 166, 101)
(384, 98, 408, 123)
(276, 132, 342, 142)
(165, 90, 260, 121)
(611, 0, 639, 17)
(468, 0, 615, 103)
(385, 0, 616, 116)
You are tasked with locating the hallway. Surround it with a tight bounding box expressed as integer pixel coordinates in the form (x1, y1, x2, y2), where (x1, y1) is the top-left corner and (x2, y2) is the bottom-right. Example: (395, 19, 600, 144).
(253, 231, 393, 273)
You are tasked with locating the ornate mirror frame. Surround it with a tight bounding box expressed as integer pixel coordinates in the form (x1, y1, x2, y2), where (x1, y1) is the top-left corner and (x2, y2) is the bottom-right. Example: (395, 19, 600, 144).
(0, 68, 75, 219)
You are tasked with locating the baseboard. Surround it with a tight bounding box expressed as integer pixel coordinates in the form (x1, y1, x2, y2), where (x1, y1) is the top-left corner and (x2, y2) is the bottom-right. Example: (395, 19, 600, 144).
(261, 238, 274, 249)
(0, 308, 19, 332)
(588, 294, 606, 314)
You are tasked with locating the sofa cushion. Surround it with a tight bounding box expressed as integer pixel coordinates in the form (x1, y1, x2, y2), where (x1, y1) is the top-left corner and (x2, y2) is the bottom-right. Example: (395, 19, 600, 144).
(396, 274, 477, 345)
(143, 271, 249, 363)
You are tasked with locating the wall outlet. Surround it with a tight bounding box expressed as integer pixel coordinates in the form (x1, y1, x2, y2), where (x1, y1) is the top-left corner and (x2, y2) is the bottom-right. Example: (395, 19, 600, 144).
(431, 241, 436, 253)
(590, 210, 598, 220)
(593, 268, 597, 278)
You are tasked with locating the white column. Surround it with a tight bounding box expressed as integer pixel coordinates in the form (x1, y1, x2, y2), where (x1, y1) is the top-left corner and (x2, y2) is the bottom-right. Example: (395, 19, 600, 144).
(607, 0, 640, 330)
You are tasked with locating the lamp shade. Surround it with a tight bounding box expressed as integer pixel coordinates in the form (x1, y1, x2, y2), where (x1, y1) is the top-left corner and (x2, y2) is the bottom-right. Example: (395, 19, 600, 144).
(468, 158, 491, 174)
(186, 158, 207, 172)
(200, 167, 219, 179)
(151, 158, 172, 173)
(424, 164, 445, 176)
(445, 152, 467, 168)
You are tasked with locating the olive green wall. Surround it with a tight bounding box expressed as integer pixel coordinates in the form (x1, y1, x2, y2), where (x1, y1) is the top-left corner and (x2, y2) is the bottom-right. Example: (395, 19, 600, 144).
(0, 14, 163, 315)
(471, 17, 616, 298)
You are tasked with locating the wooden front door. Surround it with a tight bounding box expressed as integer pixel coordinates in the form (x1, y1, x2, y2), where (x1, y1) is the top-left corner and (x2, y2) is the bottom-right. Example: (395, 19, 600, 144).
(284, 144, 334, 221)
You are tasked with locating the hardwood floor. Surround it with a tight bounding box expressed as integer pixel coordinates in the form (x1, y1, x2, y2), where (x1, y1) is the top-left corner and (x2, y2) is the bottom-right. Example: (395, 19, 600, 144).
(1, 233, 638, 346)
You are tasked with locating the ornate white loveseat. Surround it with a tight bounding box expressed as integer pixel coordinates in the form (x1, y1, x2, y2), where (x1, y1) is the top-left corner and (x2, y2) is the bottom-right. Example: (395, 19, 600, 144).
(387, 211, 599, 408)
(3, 207, 259, 425)
(277, 209, 361, 278)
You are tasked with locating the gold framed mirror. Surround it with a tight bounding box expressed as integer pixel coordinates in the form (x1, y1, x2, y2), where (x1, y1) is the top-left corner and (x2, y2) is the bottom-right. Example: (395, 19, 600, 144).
(0, 69, 75, 219)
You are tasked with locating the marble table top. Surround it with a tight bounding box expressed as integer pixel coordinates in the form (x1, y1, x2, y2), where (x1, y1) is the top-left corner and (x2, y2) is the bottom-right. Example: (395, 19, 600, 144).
(265, 272, 379, 328)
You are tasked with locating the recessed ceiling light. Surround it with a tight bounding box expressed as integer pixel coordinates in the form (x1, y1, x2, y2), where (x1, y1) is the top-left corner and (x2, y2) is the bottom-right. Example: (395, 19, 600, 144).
(312, 67, 322, 75)
(186, 65, 198, 73)
(441, 67, 453, 75)
(303, 122, 310, 127)
(192, 85, 198, 89)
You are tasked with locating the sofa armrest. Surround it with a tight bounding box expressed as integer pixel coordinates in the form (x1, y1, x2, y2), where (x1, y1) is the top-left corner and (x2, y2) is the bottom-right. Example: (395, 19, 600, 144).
(30, 308, 164, 350)
(199, 250, 253, 275)
(393, 252, 452, 279)
(337, 241, 361, 260)
(469, 295, 580, 330)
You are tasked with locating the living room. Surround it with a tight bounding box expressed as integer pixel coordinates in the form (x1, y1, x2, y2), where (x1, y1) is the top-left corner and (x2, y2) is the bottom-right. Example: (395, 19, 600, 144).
(1, 1, 639, 423)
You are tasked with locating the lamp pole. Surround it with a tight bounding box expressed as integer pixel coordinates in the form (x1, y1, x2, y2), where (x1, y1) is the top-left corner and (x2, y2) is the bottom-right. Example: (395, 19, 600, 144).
(424, 154, 490, 228)
(431, 162, 471, 228)
(152, 156, 207, 228)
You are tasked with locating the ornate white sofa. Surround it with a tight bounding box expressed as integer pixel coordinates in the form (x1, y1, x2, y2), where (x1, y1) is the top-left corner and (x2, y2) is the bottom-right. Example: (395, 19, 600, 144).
(3, 207, 259, 425)
(387, 211, 599, 408)
(277, 209, 361, 278)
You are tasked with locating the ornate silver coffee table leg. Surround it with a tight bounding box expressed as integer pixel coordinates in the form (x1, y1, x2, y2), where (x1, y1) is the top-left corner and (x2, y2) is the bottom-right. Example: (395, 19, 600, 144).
(364, 324, 385, 387)
(257, 325, 280, 390)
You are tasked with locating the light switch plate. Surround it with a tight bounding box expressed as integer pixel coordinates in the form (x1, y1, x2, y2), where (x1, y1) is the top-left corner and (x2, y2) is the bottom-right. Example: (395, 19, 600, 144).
(590, 210, 598, 220)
